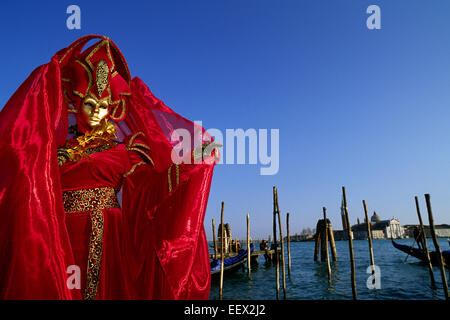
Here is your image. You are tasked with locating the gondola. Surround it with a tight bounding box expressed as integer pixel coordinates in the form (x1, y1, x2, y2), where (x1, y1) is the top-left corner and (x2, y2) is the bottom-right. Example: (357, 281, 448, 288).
(392, 240, 450, 268)
(210, 244, 254, 278)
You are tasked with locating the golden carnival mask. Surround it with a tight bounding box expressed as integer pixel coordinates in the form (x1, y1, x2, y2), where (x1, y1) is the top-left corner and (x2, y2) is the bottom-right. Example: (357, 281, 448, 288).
(81, 94, 110, 129)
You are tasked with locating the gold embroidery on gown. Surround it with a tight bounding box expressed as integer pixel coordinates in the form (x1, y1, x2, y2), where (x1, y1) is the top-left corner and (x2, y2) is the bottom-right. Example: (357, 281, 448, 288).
(63, 186, 120, 300)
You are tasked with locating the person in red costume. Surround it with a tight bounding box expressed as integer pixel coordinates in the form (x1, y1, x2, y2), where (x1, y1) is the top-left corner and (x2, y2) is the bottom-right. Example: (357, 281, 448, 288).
(0, 35, 218, 300)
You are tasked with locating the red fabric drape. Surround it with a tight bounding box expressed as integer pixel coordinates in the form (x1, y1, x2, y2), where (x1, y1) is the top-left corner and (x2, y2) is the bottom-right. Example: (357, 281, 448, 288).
(121, 161, 214, 299)
(0, 58, 80, 299)
(118, 77, 215, 299)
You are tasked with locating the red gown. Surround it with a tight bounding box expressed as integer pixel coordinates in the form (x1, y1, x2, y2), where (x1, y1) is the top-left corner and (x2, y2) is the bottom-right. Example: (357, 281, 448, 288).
(60, 136, 145, 299)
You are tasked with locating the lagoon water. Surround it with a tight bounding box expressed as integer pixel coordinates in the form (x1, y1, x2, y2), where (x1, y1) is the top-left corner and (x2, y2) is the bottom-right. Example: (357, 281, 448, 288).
(209, 238, 450, 300)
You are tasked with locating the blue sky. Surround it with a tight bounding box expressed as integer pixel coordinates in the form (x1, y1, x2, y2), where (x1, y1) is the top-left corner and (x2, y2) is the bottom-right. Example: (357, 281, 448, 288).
(1, 1, 450, 239)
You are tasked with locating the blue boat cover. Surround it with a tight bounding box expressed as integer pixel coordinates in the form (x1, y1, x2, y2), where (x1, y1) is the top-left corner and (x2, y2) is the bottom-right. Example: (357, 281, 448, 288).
(211, 244, 254, 272)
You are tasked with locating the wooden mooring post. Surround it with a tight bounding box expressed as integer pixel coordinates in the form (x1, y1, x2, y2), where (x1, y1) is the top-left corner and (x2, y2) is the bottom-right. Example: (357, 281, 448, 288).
(219, 201, 225, 300)
(272, 187, 279, 300)
(313, 218, 337, 262)
(323, 207, 332, 283)
(320, 220, 328, 262)
(275, 187, 287, 299)
(212, 219, 217, 260)
(287, 212, 291, 276)
(363, 200, 376, 282)
(414, 196, 435, 286)
(342, 186, 357, 300)
(313, 229, 321, 262)
(424, 194, 449, 300)
(247, 213, 251, 277)
(328, 221, 338, 262)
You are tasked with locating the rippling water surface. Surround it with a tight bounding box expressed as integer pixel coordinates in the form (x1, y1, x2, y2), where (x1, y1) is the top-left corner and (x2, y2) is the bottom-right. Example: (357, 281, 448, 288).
(209, 238, 450, 300)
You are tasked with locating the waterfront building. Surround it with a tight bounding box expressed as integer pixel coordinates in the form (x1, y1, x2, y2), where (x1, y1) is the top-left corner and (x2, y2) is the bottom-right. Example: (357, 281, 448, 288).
(334, 212, 405, 240)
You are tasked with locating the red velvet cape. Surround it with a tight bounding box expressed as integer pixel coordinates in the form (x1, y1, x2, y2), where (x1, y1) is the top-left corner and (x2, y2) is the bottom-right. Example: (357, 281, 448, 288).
(0, 39, 216, 299)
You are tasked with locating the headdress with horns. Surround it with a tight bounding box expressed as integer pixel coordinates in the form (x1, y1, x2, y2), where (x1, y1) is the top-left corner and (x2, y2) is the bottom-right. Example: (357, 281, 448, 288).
(59, 36, 131, 132)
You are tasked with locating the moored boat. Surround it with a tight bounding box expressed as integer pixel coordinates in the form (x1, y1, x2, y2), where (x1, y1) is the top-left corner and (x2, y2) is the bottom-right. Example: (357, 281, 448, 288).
(392, 240, 450, 268)
(210, 244, 254, 277)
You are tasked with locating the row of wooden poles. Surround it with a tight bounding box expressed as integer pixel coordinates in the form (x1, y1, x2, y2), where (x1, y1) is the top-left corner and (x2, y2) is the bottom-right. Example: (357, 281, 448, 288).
(215, 202, 255, 299)
(215, 186, 449, 300)
(318, 187, 448, 300)
(215, 186, 295, 300)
